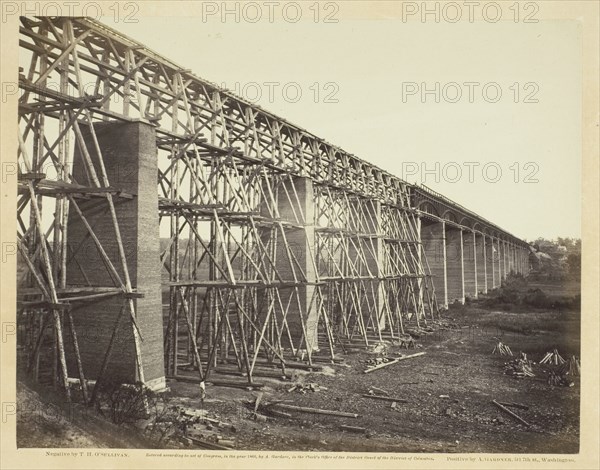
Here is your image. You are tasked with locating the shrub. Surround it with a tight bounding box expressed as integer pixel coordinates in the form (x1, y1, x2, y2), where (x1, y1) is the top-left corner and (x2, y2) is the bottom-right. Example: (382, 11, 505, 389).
(522, 288, 550, 308)
(497, 287, 520, 305)
(94, 380, 153, 425)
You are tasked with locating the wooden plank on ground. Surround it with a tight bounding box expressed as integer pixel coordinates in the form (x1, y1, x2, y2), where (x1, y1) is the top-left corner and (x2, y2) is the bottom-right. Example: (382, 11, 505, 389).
(364, 352, 426, 373)
(361, 394, 408, 403)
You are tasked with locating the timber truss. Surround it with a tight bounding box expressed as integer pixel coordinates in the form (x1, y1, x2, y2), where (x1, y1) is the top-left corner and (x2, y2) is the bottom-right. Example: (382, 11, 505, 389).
(14, 16, 528, 401)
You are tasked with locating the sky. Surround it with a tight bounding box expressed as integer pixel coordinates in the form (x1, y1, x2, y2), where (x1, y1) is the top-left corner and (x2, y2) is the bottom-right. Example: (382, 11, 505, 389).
(101, 9, 582, 242)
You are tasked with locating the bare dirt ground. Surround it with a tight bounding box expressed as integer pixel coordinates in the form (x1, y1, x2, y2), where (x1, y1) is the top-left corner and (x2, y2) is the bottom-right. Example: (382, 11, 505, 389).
(17, 276, 580, 453)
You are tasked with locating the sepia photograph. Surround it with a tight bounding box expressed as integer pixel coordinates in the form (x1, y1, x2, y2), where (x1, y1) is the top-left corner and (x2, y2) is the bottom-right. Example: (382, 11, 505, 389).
(1, 1, 598, 469)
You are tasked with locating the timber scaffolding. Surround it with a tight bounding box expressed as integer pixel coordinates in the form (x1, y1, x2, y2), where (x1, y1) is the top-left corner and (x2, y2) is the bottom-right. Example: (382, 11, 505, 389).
(15, 17, 528, 399)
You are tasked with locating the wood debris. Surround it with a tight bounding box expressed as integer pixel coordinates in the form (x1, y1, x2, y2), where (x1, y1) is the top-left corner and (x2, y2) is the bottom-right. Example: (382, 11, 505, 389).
(364, 352, 426, 373)
(396, 335, 417, 349)
(492, 341, 513, 356)
(491, 400, 531, 427)
(561, 355, 580, 377)
(252, 397, 358, 419)
(367, 386, 390, 396)
(540, 349, 566, 365)
(498, 401, 529, 410)
(547, 370, 574, 387)
(503, 356, 535, 378)
(178, 406, 225, 426)
(405, 326, 434, 338)
(253, 392, 263, 412)
(287, 383, 327, 394)
(270, 403, 359, 418)
(361, 394, 408, 403)
(269, 409, 292, 419)
(340, 424, 366, 434)
(187, 435, 233, 450)
(179, 407, 237, 448)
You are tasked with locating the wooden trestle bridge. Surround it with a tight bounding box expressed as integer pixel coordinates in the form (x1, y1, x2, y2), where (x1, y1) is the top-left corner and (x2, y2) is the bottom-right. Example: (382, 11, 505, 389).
(15, 17, 530, 400)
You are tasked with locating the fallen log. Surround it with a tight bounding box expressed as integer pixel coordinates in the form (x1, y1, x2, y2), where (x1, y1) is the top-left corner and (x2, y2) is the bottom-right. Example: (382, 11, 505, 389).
(361, 394, 408, 403)
(272, 403, 359, 418)
(364, 352, 426, 373)
(492, 400, 531, 427)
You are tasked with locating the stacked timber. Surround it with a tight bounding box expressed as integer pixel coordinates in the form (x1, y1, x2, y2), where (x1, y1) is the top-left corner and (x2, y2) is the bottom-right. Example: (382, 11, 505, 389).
(492, 341, 513, 356)
(540, 349, 566, 365)
(561, 355, 581, 377)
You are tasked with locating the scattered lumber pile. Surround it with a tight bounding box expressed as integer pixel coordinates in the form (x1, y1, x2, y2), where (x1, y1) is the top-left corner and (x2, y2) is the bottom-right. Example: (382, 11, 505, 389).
(287, 382, 328, 393)
(503, 354, 535, 378)
(492, 341, 513, 356)
(178, 406, 232, 428)
(186, 423, 235, 448)
(540, 349, 566, 366)
(174, 406, 236, 449)
(561, 355, 580, 377)
(547, 370, 574, 387)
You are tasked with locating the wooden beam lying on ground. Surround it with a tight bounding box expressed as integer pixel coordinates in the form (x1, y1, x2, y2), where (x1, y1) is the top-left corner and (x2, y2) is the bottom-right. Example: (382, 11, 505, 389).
(492, 400, 531, 427)
(498, 401, 529, 410)
(167, 375, 263, 389)
(364, 352, 426, 373)
(340, 424, 366, 433)
(362, 394, 408, 403)
(272, 403, 359, 418)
